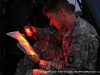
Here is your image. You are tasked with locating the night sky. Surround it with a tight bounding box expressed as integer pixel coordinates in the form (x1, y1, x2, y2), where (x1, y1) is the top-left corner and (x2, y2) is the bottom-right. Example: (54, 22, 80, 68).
(68, 0, 80, 11)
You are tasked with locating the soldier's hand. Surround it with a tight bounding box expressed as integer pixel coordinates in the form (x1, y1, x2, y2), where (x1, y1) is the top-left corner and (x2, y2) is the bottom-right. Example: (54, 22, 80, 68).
(24, 25, 38, 37)
(39, 60, 52, 70)
(33, 69, 48, 75)
(28, 54, 40, 63)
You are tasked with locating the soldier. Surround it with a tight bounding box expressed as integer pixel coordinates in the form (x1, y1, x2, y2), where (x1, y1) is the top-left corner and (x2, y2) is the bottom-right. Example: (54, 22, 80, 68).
(14, 0, 99, 75)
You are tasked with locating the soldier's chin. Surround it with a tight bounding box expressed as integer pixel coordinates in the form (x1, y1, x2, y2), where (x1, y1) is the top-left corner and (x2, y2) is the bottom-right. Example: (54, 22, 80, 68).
(57, 27, 63, 30)
(55, 26, 60, 30)
(54, 25, 60, 30)
(56, 28, 60, 30)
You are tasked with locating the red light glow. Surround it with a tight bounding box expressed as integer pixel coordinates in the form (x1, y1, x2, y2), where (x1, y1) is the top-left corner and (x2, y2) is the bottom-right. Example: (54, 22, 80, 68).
(26, 28, 31, 33)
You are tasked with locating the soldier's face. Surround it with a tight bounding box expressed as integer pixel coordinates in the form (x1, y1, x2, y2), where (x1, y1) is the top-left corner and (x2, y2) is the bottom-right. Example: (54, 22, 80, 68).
(46, 11, 65, 30)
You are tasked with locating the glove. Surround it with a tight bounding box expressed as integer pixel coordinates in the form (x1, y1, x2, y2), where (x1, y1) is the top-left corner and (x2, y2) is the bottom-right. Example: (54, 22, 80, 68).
(28, 54, 40, 64)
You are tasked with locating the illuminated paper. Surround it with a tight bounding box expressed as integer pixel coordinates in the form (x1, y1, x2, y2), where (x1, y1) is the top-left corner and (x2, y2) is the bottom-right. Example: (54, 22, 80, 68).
(7, 31, 36, 55)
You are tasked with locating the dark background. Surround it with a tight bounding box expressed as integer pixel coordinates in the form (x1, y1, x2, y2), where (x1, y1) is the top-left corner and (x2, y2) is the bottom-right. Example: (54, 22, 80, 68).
(0, 0, 49, 75)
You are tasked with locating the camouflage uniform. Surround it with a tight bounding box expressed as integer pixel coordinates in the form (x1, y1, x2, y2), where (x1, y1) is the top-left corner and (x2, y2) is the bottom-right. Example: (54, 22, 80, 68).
(14, 16, 99, 75)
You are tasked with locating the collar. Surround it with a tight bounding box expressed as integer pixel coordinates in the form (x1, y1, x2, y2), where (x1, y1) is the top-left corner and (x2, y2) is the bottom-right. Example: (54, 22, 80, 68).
(65, 16, 80, 37)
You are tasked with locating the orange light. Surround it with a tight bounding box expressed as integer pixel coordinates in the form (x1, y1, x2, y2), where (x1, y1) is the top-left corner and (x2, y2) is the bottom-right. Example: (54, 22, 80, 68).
(18, 35, 36, 55)
(7, 31, 36, 55)
(26, 28, 31, 33)
(30, 51, 35, 55)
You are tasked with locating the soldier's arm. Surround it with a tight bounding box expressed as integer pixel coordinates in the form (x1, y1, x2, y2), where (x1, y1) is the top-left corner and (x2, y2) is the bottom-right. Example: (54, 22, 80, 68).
(34, 27, 63, 44)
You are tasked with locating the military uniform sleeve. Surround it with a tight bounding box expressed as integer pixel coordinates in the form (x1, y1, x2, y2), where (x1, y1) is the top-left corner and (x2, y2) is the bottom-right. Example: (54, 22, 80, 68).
(47, 34, 99, 75)
(34, 27, 63, 44)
